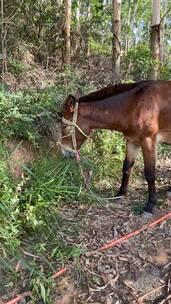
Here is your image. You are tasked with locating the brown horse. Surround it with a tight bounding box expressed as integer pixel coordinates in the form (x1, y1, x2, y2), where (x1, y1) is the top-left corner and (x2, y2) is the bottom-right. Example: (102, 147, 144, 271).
(60, 80, 171, 213)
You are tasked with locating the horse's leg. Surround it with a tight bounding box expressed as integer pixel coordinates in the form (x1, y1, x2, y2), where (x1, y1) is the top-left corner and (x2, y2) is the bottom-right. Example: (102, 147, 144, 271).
(115, 141, 140, 197)
(142, 136, 157, 213)
(166, 187, 171, 198)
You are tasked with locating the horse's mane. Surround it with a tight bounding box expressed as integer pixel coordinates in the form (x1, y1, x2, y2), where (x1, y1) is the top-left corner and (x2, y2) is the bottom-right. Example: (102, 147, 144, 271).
(79, 81, 148, 103)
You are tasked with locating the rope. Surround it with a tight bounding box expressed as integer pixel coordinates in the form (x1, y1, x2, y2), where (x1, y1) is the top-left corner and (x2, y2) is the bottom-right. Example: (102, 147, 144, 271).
(3, 211, 171, 304)
(61, 102, 89, 153)
(96, 211, 171, 253)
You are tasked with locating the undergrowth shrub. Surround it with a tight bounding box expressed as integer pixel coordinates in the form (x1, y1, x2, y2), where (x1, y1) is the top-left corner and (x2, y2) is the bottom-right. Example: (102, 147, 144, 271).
(8, 58, 29, 76)
(0, 86, 63, 142)
(122, 44, 153, 80)
(0, 72, 96, 142)
(83, 130, 125, 183)
(0, 142, 21, 252)
(160, 63, 171, 80)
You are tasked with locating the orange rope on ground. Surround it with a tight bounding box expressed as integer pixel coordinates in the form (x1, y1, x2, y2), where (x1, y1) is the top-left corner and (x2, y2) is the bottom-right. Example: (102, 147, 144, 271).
(2, 211, 171, 304)
(98, 211, 171, 252)
(51, 267, 67, 279)
(2, 268, 68, 304)
(2, 292, 32, 304)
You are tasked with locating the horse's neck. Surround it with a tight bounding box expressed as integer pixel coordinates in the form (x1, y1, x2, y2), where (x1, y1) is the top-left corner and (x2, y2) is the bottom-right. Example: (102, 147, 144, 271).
(79, 99, 127, 132)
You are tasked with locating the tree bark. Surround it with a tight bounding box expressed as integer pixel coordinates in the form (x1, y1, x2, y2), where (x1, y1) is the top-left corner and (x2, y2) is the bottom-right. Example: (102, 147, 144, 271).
(1, 0, 6, 76)
(112, 0, 121, 84)
(160, 1, 167, 63)
(86, 3, 91, 58)
(63, 0, 72, 66)
(125, 6, 131, 53)
(75, 0, 81, 53)
(150, 0, 161, 80)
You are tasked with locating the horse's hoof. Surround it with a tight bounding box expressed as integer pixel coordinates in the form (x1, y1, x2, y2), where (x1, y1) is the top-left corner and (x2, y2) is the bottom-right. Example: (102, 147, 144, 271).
(166, 190, 171, 199)
(143, 200, 156, 214)
(142, 211, 153, 220)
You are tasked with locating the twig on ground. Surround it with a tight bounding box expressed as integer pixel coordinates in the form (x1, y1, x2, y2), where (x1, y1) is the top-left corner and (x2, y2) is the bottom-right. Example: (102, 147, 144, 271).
(122, 279, 143, 304)
(22, 250, 41, 259)
(138, 284, 165, 301)
(159, 294, 171, 304)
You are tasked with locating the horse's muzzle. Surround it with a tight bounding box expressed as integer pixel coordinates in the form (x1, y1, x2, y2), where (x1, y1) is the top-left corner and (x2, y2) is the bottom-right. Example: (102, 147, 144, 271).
(61, 148, 75, 158)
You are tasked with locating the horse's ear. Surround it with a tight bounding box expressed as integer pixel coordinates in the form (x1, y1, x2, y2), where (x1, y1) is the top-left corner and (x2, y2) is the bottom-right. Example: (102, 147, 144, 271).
(67, 95, 76, 113)
(75, 88, 82, 101)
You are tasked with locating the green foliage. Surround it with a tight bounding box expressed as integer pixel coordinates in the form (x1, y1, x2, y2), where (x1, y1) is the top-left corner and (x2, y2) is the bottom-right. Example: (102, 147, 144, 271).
(0, 142, 21, 252)
(0, 68, 96, 144)
(83, 130, 125, 191)
(90, 38, 111, 55)
(0, 141, 88, 302)
(122, 0, 151, 47)
(160, 63, 171, 80)
(122, 43, 171, 81)
(0, 86, 63, 142)
(8, 58, 28, 76)
(20, 156, 85, 232)
(32, 275, 52, 304)
(122, 44, 153, 80)
(2, 0, 171, 78)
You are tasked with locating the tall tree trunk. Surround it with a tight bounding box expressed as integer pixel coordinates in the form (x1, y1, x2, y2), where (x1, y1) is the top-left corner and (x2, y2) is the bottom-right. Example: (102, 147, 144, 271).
(86, 3, 91, 58)
(75, 0, 81, 53)
(112, 0, 121, 84)
(125, 6, 131, 53)
(125, 2, 138, 53)
(63, 0, 72, 66)
(161, 1, 167, 63)
(1, 0, 7, 76)
(150, 0, 161, 80)
(130, 2, 138, 49)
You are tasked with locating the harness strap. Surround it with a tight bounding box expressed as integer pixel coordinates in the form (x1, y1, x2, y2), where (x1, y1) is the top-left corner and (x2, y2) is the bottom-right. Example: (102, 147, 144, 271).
(61, 101, 89, 152)
(62, 117, 89, 139)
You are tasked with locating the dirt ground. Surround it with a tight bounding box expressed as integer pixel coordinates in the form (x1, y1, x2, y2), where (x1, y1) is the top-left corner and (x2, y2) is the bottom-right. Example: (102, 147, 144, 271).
(0, 147, 171, 304)
(54, 149, 171, 304)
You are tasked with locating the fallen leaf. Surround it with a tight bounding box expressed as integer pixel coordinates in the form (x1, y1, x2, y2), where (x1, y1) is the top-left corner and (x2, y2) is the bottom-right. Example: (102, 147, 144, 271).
(150, 247, 169, 266)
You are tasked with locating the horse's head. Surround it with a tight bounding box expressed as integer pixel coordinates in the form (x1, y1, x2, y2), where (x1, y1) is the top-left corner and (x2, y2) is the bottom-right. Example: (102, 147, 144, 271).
(60, 90, 90, 157)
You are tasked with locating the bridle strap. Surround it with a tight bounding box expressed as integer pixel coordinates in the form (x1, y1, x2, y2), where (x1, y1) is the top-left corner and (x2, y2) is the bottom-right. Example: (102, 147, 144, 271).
(62, 117, 89, 139)
(61, 102, 89, 152)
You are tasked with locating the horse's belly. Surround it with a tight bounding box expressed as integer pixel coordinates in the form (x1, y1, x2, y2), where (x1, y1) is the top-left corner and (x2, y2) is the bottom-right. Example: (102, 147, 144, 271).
(157, 131, 171, 144)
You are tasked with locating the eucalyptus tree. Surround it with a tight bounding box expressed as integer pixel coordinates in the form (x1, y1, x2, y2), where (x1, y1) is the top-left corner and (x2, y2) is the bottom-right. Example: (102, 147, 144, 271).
(150, 0, 161, 79)
(112, 0, 121, 83)
(63, 0, 72, 65)
(1, 0, 6, 75)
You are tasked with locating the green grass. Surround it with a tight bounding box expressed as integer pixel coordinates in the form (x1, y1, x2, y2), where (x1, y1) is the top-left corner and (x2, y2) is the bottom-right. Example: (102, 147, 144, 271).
(0, 136, 101, 303)
(0, 83, 126, 302)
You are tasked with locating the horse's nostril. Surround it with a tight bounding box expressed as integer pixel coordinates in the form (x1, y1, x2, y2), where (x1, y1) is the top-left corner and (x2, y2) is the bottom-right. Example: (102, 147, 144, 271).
(61, 148, 75, 158)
